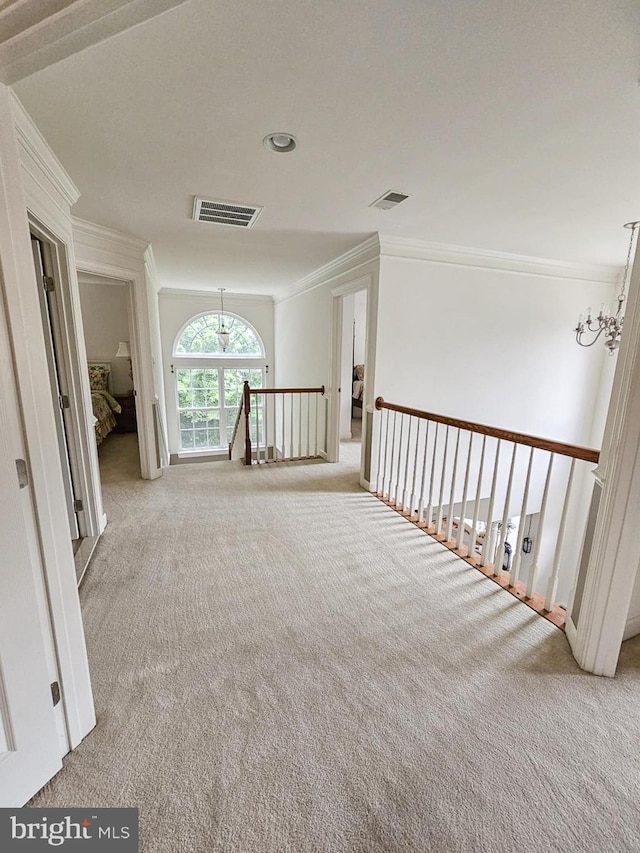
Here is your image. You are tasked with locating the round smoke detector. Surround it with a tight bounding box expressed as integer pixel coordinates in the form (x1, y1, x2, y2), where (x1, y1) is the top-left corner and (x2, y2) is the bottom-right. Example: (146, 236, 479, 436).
(263, 132, 297, 153)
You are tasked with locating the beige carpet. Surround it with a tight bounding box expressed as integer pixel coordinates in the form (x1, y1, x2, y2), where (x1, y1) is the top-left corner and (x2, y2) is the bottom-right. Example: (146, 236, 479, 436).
(31, 433, 640, 852)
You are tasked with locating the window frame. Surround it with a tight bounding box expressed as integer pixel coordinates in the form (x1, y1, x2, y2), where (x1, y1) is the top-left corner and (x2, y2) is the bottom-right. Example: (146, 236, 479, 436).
(172, 311, 267, 453)
(173, 310, 266, 359)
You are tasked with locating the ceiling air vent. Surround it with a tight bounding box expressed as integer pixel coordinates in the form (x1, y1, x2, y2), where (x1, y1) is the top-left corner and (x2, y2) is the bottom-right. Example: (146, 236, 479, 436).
(192, 197, 263, 228)
(369, 190, 411, 211)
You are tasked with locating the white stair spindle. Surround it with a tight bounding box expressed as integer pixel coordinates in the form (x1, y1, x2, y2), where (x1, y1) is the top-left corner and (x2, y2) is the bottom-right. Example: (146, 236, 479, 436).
(289, 393, 294, 459)
(445, 428, 461, 542)
(468, 435, 487, 563)
(374, 407, 386, 494)
(544, 458, 576, 611)
(313, 393, 318, 458)
(264, 394, 270, 462)
(281, 394, 287, 462)
(380, 408, 391, 496)
(435, 426, 450, 534)
(494, 443, 518, 575)
(426, 423, 440, 529)
(480, 439, 502, 567)
(402, 417, 413, 511)
(525, 453, 554, 599)
(387, 411, 398, 501)
(306, 393, 310, 458)
(509, 447, 534, 588)
(410, 419, 421, 517)
(416, 421, 431, 523)
(456, 433, 474, 553)
(394, 414, 405, 507)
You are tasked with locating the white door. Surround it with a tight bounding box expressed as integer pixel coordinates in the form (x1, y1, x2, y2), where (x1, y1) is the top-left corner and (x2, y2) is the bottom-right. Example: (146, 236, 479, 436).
(31, 237, 80, 542)
(0, 293, 62, 806)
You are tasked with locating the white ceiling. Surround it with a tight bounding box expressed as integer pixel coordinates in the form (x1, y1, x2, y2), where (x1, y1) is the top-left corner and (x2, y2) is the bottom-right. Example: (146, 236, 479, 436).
(12, 0, 640, 296)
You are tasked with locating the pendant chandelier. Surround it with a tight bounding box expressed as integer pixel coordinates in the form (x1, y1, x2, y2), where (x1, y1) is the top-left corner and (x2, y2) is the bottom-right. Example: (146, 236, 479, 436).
(217, 288, 230, 352)
(575, 221, 640, 355)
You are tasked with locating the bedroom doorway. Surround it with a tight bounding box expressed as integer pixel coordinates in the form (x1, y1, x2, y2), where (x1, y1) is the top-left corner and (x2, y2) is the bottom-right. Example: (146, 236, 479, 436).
(77, 272, 142, 482)
(31, 235, 84, 551)
(329, 283, 369, 469)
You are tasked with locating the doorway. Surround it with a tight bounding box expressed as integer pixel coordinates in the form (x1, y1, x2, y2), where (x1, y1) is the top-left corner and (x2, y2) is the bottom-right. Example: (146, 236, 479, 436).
(77, 272, 142, 485)
(330, 284, 369, 468)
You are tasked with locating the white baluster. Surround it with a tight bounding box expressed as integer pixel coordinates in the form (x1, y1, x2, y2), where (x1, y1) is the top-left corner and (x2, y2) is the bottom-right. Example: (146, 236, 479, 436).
(544, 458, 576, 611)
(264, 394, 270, 463)
(445, 429, 461, 542)
(402, 417, 413, 512)
(313, 393, 318, 458)
(509, 446, 534, 589)
(394, 414, 405, 507)
(289, 393, 294, 459)
(387, 411, 398, 501)
(298, 393, 302, 460)
(282, 393, 286, 460)
(410, 419, 421, 518)
(306, 393, 311, 458)
(525, 453, 554, 599)
(426, 423, 440, 529)
(468, 435, 487, 563)
(375, 408, 386, 494)
(494, 443, 518, 575)
(379, 408, 391, 495)
(435, 426, 450, 534)
(456, 433, 474, 553)
(416, 421, 431, 523)
(480, 439, 501, 567)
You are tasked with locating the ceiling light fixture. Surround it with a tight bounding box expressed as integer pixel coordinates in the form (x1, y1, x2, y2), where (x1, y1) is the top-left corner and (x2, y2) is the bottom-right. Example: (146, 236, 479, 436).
(218, 288, 230, 352)
(575, 221, 640, 355)
(263, 132, 297, 153)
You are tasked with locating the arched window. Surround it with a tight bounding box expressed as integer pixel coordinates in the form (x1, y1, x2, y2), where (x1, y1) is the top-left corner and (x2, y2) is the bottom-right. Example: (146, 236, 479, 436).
(173, 312, 265, 452)
(175, 312, 264, 357)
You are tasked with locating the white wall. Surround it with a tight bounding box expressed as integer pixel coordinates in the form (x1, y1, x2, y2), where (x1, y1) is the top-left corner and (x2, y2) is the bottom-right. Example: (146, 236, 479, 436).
(78, 277, 132, 395)
(353, 289, 367, 365)
(158, 289, 274, 455)
(376, 255, 615, 446)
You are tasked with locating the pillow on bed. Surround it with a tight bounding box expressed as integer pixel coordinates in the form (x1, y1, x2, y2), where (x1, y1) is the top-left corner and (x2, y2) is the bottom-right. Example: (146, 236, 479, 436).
(88, 363, 110, 391)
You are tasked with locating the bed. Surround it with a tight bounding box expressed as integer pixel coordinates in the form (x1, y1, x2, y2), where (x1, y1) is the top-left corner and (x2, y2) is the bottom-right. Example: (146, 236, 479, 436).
(88, 362, 122, 445)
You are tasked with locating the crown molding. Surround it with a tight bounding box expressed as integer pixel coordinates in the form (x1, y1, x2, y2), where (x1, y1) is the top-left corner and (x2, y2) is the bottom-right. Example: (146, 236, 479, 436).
(9, 90, 79, 208)
(72, 216, 149, 252)
(378, 234, 620, 284)
(275, 235, 380, 304)
(159, 287, 273, 304)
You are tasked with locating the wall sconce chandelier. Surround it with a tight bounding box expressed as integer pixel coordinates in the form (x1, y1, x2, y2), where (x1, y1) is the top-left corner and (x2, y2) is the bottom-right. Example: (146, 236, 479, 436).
(575, 221, 640, 355)
(217, 287, 230, 352)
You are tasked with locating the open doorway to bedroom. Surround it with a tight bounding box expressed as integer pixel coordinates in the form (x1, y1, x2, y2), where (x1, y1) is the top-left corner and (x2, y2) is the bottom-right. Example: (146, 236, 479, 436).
(338, 288, 368, 464)
(77, 273, 142, 484)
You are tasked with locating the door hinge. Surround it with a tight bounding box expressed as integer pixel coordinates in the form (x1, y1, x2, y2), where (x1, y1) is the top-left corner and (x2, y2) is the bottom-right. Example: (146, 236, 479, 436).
(43, 275, 55, 293)
(51, 681, 61, 707)
(73, 499, 83, 513)
(15, 458, 29, 489)
(59, 394, 70, 409)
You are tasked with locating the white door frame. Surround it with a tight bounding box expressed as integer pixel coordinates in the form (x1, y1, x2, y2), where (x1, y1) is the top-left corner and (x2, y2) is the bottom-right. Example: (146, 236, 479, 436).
(328, 274, 375, 482)
(72, 218, 162, 485)
(2, 88, 95, 751)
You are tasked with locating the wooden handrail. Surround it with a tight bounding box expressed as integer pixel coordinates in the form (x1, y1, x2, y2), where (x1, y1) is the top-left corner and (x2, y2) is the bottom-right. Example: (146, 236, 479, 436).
(250, 386, 325, 396)
(375, 397, 600, 464)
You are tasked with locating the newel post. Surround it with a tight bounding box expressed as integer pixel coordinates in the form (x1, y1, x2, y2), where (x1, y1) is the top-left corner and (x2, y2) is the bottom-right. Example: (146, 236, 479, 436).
(243, 381, 252, 466)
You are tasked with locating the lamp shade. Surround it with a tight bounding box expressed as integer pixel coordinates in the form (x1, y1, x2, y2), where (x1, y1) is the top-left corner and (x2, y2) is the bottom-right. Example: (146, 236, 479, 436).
(218, 332, 230, 351)
(115, 341, 131, 358)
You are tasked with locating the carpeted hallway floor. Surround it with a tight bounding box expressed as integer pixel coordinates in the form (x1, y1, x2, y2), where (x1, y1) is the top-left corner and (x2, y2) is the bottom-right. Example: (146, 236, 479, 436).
(31, 433, 640, 852)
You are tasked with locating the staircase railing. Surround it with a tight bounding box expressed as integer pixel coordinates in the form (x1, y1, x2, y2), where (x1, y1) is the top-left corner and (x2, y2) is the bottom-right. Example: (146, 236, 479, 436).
(372, 397, 600, 628)
(229, 381, 326, 465)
